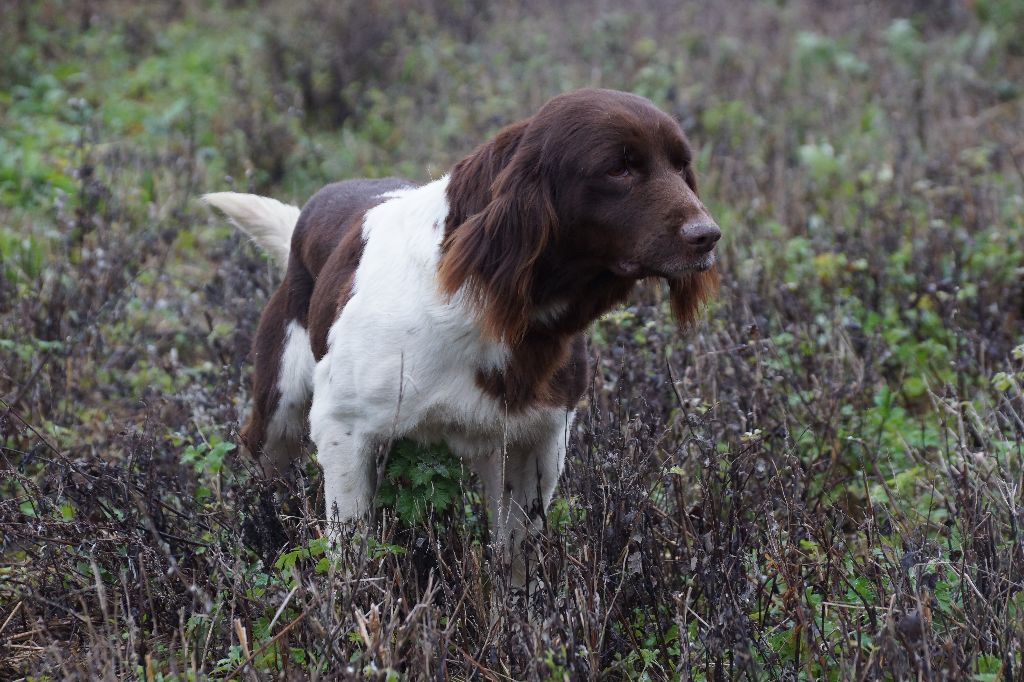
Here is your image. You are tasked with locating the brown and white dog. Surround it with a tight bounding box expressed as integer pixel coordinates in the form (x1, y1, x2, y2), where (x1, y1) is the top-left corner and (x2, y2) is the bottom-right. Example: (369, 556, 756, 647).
(205, 88, 719, 580)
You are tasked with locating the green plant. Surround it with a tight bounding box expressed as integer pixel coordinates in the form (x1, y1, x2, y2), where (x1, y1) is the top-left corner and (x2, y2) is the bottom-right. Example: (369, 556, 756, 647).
(180, 436, 235, 477)
(374, 438, 463, 525)
(3, 1, 1024, 678)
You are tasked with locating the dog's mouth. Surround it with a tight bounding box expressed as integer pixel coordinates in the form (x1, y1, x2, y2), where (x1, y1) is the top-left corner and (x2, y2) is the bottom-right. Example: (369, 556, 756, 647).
(612, 249, 716, 278)
(686, 250, 717, 272)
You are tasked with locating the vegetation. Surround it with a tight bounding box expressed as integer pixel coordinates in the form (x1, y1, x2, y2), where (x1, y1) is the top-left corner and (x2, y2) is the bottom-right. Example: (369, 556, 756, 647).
(2, 0, 1023, 678)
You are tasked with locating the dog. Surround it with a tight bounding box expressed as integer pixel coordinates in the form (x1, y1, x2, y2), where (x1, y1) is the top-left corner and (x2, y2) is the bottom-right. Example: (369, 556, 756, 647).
(204, 88, 720, 582)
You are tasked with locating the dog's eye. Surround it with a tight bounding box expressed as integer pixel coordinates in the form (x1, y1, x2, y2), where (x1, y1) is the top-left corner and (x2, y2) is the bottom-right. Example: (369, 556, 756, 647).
(607, 164, 630, 179)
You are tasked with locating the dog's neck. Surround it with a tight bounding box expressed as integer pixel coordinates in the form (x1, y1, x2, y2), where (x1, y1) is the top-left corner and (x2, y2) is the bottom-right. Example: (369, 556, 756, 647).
(526, 258, 637, 335)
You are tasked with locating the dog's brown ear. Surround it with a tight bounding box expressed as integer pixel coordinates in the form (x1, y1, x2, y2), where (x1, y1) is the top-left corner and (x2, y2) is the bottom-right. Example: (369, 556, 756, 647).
(668, 267, 719, 329)
(439, 124, 555, 343)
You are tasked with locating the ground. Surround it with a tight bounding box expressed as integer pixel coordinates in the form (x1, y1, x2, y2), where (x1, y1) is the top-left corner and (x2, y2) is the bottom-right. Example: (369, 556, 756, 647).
(1, 0, 1023, 679)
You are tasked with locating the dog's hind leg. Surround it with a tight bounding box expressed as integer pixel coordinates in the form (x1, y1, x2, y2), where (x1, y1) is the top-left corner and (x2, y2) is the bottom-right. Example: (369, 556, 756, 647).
(263, 320, 316, 473)
(241, 287, 316, 475)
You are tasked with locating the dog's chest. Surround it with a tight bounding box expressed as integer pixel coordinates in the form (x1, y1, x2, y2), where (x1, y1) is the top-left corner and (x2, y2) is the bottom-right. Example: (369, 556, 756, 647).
(344, 289, 556, 450)
(318, 176, 565, 453)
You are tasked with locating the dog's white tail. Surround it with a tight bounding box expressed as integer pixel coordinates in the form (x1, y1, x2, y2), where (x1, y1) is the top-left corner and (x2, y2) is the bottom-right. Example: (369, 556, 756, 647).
(202, 192, 301, 269)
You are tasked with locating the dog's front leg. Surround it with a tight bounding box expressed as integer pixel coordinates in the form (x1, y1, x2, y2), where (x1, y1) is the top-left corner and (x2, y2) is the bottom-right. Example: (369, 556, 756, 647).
(477, 409, 574, 588)
(310, 415, 376, 541)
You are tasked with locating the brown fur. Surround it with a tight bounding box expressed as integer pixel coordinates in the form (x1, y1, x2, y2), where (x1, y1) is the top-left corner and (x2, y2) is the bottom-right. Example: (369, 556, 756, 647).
(239, 286, 290, 457)
(440, 89, 720, 410)
(241, 177, 409, 458)
(242, 88, 720, 457)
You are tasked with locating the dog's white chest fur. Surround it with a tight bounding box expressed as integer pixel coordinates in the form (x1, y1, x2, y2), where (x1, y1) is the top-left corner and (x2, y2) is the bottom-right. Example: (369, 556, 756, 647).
(308, 176, 569, 461)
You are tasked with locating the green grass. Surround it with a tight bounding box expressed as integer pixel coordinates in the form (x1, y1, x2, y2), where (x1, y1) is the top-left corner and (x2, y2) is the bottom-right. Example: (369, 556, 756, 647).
(1, 0, 1023, 679)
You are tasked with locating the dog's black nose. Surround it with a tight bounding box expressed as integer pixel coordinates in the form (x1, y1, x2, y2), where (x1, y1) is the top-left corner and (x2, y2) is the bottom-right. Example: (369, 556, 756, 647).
(681, 222, 721, 252)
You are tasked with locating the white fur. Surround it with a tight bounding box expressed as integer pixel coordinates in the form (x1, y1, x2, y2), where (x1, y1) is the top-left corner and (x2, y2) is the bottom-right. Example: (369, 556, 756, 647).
(212, 177, 574, 584)
(202, 192, 300, 270)
(262, 320, 317, 473)
(307, 176, 572, 579)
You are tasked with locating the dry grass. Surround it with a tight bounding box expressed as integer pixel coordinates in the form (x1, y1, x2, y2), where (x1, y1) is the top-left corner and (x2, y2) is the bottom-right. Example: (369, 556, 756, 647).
(2, 0, 1023, 678)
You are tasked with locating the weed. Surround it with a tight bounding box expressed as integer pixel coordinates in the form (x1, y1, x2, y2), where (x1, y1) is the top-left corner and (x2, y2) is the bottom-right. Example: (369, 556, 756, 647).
(2, 0, 1023, 679)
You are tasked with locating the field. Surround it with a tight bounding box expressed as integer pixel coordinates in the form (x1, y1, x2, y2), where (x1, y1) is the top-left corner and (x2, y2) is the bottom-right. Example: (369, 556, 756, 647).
(2, 0, 1024, 679)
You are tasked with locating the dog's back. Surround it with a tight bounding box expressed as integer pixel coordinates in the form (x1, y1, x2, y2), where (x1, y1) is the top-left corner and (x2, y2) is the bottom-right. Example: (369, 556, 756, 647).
(205, 176, 412, 471)
(285, 178, 412, 356)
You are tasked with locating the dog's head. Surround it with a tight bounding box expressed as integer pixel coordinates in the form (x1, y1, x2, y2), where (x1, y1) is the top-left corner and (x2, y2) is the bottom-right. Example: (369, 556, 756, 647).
(441, 88, 720, 342)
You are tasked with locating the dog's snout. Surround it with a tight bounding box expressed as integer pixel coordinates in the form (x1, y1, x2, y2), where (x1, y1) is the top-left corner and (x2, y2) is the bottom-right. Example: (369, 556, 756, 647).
(681, 221, 721, 252)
